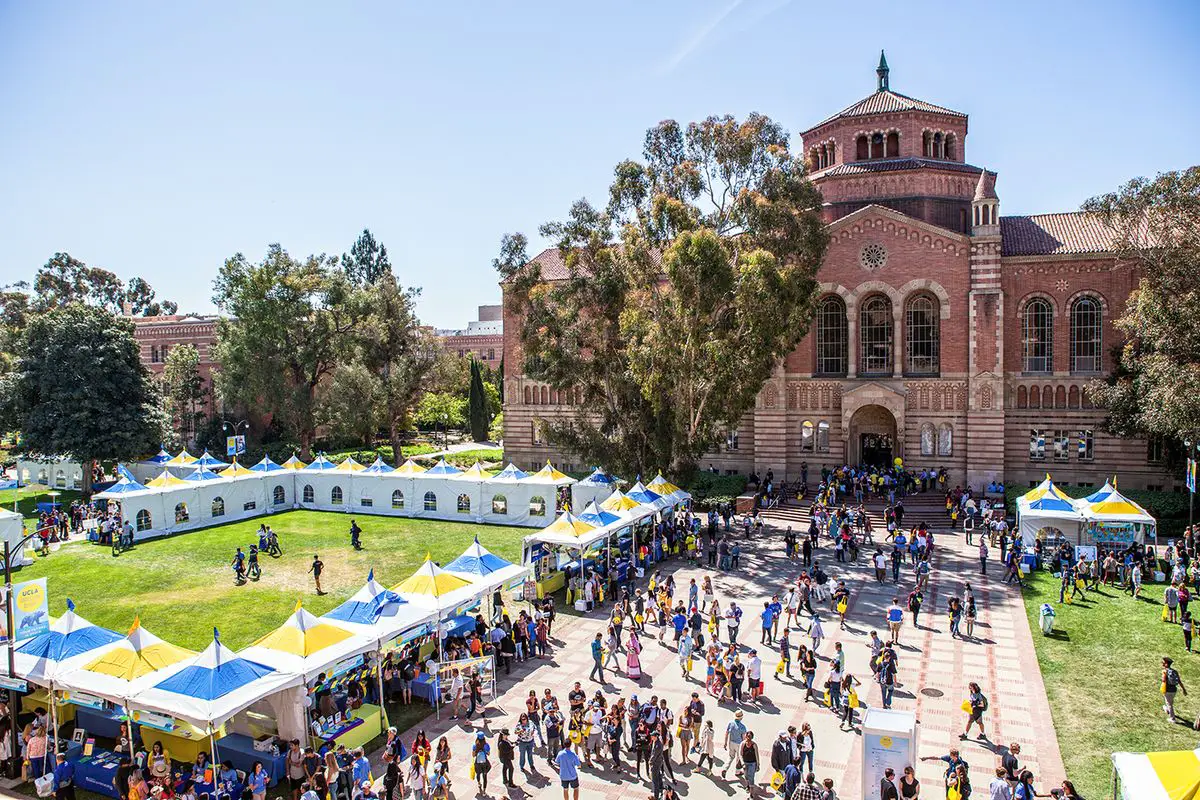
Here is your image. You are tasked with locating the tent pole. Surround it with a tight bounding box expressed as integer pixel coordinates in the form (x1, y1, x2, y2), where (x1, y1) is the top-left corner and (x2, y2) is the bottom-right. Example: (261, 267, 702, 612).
(374, 650, 389, 729)
(124, 702, 136, 764)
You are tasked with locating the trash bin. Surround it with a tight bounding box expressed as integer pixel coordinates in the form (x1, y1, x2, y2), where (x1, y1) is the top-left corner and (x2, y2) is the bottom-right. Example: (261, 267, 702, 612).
(1039, 603, 1056, 635)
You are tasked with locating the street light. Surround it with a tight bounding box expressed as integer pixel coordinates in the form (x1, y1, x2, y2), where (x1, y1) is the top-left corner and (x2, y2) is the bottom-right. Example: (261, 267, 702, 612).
(441, 413, 449, 450)
(3, 526, 52, 775)
(222, 420, 250, 459)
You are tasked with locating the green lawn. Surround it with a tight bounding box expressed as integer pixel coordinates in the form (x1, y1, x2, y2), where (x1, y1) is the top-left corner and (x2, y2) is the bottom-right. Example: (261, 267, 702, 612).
(15, 510, 527, 650)
(1021, 570, 1200, 797)
(0, 484, 83, 520)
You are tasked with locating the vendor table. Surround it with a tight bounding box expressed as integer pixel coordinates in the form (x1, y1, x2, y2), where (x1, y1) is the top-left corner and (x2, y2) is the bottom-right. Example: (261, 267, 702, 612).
(194, 776, 244, 799)
(411, 674, 438, 705)
(313, 704, 382, 751)
(216, 733, 288, 785)
(73, 747, 122, 798)
(75, 706, 131, 741)
(150, 719, 217, 765)
(21, 688, 76, 725)
(535, 571, 565, 598)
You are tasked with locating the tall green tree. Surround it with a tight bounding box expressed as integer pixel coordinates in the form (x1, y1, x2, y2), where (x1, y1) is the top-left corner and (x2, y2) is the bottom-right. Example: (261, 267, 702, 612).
(497, 114, 828, 475)
(320, 361, 382, 449)
(342, 229, 392, 287)
(1084, 166, 1200, 443)
(0, 305, 165, 493)
(467, 358, 489, 442)
(125, 277, 179, 316)
(414, 392, 466, 430)
(161, 343, 206, 447)
(31, 252, 175, 315)
(212, 244, 365, 457)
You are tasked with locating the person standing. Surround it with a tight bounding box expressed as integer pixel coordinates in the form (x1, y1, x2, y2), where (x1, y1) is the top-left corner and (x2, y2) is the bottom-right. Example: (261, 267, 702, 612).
(886, 599, 904, 644)
(739, 731, 759, 794)
(309, 554, 324, 595)
(880, 767, 899, 800)
(979, 540, 989, 575)
(553, 740, 582, 800)
(1162, 656, 1187, 722)
(589, 633, 605, 682)
(498, 729, 515, 788)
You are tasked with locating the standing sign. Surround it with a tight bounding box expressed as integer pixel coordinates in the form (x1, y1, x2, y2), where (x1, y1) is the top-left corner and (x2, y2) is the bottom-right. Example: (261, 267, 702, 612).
(226, 435, 246, 457)
(0, 578, 49, 644)
(861, 707, 917, 795)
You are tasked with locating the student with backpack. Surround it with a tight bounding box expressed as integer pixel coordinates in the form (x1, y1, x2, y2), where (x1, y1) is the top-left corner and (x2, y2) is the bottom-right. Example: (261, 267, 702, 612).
(961, 682, 988, 740)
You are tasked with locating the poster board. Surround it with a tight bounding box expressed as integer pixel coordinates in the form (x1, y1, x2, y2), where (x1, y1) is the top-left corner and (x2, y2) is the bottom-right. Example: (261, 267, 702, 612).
(860, 707, 917, 794)
(435, 655, 496, 706)
(0, 578, 49, 644)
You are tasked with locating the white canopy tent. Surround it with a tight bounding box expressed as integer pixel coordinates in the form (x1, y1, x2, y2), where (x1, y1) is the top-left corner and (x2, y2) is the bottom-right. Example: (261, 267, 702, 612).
(15, 458, 83, 490)
(1015, 476, 1084, 546)
(1111, 748, 1200, 800)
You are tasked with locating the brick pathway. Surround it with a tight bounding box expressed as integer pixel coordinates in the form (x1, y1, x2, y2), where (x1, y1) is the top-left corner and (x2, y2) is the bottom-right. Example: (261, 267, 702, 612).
(370, 505, 1065, 799)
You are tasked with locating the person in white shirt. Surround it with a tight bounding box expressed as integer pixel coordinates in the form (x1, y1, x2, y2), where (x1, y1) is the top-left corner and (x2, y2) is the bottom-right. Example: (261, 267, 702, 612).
(450, 669, 465, 720)
(988, 766, 1013, 800)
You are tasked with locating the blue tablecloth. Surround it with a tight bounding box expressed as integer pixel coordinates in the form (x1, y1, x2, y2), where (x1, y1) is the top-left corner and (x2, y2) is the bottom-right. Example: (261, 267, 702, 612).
(73, 749, 122, 798)
(411, 673, 438, 705)
(441, 615, 475, 639)
(216, 734, 287, 785)
(75, 706, 131, 740)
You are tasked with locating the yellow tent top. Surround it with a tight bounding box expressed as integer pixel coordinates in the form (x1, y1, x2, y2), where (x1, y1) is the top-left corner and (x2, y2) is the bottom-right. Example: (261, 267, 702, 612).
(394, 556, 472, 597)
(601, 489, 642, 512)
(1112, 747, 1200, 800)
(394, 459, 428, 476)
(541, 512, 596, 538)
(1021, 475, 1071, 503)
(146, 470, 189, 488)
(251, 603, 354, 657)
(334, 457, 366, 472)
(82, 618, 196, 680)
(530, 461, 571, 483)
(222, 460, 256, 478)
(647, 473, 682, 495)
(165, 449, 198, 466)
(458, 462, 494, 480)
(281, 455, 307, 470)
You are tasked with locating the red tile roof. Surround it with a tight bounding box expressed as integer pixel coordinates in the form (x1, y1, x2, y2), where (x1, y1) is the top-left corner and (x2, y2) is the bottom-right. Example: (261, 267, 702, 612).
(1000, 213, 1117, 256)
(808, 90, 966, 131)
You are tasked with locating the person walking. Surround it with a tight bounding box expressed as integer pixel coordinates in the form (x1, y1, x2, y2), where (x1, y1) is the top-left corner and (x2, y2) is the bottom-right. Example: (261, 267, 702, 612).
(961, 682, 988, 740)
(471, 732, 491, 795)
(721, 711, 747, 780)
(1162, 656, 1187, 723)
(979, 540, 989, 575)
(309, 554, 325, 595)
(552, 740, 582, 800)
(738, 731, 759, 795)
(886, 598, 904, 644)
(589, 633, 605, 682)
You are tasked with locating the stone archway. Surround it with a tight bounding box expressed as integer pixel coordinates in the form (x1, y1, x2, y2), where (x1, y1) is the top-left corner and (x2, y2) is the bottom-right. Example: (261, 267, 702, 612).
(848, 404, 898, 467)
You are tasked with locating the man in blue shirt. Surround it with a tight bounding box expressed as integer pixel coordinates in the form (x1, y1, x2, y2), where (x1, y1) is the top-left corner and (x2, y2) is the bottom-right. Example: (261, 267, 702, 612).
(760, 602, 776, 645)
(589, 633, 604, 682)
(554, 741, 583, 800)
(52, 753, 75, 800)
(768, 595, 784, 639)
(672, 609, 687, 645)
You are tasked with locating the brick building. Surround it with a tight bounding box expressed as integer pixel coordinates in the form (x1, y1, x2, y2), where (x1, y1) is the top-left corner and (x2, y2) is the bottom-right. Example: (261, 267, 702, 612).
(502, 55, 1179, 492)
(131, 313, 221, 424)
(436, 304, 504, 367)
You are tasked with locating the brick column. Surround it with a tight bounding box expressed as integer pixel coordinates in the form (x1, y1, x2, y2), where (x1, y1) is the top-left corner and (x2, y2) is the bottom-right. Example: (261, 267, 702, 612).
(966, 235, 1006, 489)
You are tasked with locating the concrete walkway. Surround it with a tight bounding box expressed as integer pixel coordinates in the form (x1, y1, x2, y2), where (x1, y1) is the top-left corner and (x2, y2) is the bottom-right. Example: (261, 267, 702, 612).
(369, 507, 1064, 798)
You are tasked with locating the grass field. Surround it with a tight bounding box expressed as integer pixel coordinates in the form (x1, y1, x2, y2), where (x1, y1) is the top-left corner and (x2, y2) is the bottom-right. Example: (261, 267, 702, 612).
(14, 510, 527, 650)
(0, 484, 83, 520)
(1021, 570, 1200, 797)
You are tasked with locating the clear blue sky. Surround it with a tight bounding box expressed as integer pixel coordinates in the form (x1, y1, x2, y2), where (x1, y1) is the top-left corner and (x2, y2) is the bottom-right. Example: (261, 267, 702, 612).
(1, 1, 1197, 327)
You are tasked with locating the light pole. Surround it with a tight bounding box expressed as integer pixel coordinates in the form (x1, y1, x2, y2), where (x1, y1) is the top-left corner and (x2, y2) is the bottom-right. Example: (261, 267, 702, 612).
(441, 413, 449, 450)
(1187, 438, 1198, 534)
(4, 526, 47, 776)
(222, 420, 249, 460)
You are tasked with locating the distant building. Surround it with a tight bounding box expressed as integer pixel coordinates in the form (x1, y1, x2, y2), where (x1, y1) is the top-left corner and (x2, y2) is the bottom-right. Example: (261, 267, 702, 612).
(131, 314, 221, 423)
(436, 304, 504, 367)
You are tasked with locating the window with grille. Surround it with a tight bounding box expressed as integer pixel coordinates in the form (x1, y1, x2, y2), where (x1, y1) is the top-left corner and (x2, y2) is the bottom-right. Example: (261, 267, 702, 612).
(905, 296, 940, 374)
(1029, 429, 1045, 461)
(424, 491, 437, 511)
(392, 490, 405, 509)
(1147, 437, 1165, 464)
(1022, 299, 1053, 373)
(859, 295, 893, 375)
(817, 421, 830, 453)
(800, 420, 814, 452)
(1070, 297, 1102, 373)
(726, 429, 739, 451)
(1052, 430, 1070, 461)
(303, 484, 314, 503)
(1077, 429, 1094, 461)
(815, 296, 847, 375)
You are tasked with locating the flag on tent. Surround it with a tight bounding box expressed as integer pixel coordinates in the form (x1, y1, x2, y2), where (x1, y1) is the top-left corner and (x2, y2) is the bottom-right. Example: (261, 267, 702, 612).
(146, 470, 189, 488)
(182, 466, 222, 482)
(362, 458, 395, 474)
(222, 460, 256, 478)
(394, 459, 427, 476)
(325, 570, 406, 625)
(166, 450, 199, 466)
(251, 456, 285, 472)
(334, 457, 366, 472)
(492, 463, 529, 482)
(394, 556, 471, 597)
(281, 455, 307, 470)
(304, 456, 336, 471)
(194, 450, 229, 469)
(14, 600, 123, 683)
(578, 501, 621, 528)
(425, 459, 463, 476)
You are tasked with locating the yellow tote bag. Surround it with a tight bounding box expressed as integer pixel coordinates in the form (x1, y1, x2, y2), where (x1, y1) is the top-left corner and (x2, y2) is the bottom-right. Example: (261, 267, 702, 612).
(836, 599, 847, 614)
(960, 699, 972, 713)
(848, 689, 859, 708)
(1162, 606, 1171, 621)
(770, 771, 784, 790)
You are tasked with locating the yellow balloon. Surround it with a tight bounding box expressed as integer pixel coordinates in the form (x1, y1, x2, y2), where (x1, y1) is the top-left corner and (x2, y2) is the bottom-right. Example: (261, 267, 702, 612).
(893, 457, 903, 467)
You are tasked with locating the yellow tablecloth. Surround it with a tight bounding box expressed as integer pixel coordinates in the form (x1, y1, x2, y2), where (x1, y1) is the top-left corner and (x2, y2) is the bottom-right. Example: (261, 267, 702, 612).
(148, 719, 223, 764)
(537, 572, 566, 596)
(21, 688, 75, 724)
(319, 704, 381, 751)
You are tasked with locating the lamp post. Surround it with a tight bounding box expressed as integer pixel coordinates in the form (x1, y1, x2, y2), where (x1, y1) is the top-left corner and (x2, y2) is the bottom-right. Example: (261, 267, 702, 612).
(1187, 438, 1198, 534)
(4, 526, 49, 776)
(222, 420, 249, 460)
(441, 413, 449, 450)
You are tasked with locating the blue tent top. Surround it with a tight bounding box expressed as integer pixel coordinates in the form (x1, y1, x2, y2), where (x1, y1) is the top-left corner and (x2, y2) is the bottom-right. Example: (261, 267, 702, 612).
(1083, 481, 1119, 504)
(577, 468, 616, 487)
(102, 476, 149, 494)
(152, 631, 275, 700)
(363, 458, 395, 474)
(250, 456, 284, 473)
(1026, 495, 1078, 513)
(492, 464, 529, 481)
(16, 600, 122, 663)
(325, 571, 406, 625)
(183, 466, 222, 482)
(117, 464, 138, 481)
(626, 484, 663, 506)
(304, 456, 336, 471)
(578, 500, 621, 528)
(425, 459, 463, 476)
(144, 448, 172, 464)
(195, 450, 228, 468)
(445, 537, 514, 576)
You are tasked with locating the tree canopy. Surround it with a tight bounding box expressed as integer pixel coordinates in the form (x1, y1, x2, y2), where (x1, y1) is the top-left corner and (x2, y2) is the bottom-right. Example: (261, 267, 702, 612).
(1084, 166, 1200, 445)
(30, 252, 176, 315)
(497, 113, 828, 475)
(161, 343, 206, 448)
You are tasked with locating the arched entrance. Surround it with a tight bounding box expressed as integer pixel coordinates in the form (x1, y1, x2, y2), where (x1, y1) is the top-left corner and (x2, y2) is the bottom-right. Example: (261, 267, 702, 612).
(848, 404, 898, 467)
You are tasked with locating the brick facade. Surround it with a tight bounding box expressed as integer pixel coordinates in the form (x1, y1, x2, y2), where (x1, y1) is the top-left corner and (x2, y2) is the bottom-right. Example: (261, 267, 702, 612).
(501, 57, 1177, 491)
(131, 314, 221, 428)
(436, 304, 504, 368)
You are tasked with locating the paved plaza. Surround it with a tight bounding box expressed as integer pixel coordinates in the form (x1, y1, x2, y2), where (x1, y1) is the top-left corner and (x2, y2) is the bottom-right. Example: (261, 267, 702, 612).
(372, 503, 1064, 798)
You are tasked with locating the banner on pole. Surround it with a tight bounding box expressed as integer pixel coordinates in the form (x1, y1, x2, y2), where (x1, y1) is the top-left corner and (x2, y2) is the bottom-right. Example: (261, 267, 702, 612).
(0, 578, 49, 644)
(1187, 458, 1196, 494)
(226, 435, 246, 457)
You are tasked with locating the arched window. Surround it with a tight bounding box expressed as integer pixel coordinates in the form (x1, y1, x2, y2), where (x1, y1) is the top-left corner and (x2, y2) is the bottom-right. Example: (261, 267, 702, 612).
(529, 496, 546, 517)
(920, 423, 935, 456)
(524, 386, 531, 404)
(457, 493, 471, 514)
(815, 296, 848, 375)
(945, 134, 957, 160)
(37, 470, 47, 484)
(1068, 385, 1080, 409)
(1022, 298, 1053, 373)
(933, 132, 943, 158)
(136, 509, 152, 532)
(905, 295, 940, 374)
(1070, 297, 1102, 373)
(492, 495, 508, 515)
(273, 485, 286, 505)
(211, 497, 225, 517)
(1055, 385, 1067, 408)
(856, 135, 868, 161)
(1017, 386, 1027, 408)
(859, 295, 893, 375)
(885, 131, 899, 157)
(800, 420, 814, 452)
(175, 502, 189, 523)
(938, 424, 953, 456)
(540, 386, 548, 404)
(817, 421, 830, 452)
(923, 131, 932, 157)
(331, 486, 343, 505)
(423, 491, 437, 512)
(392, 489, 405, 509)
(303, 484, 314, 504)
